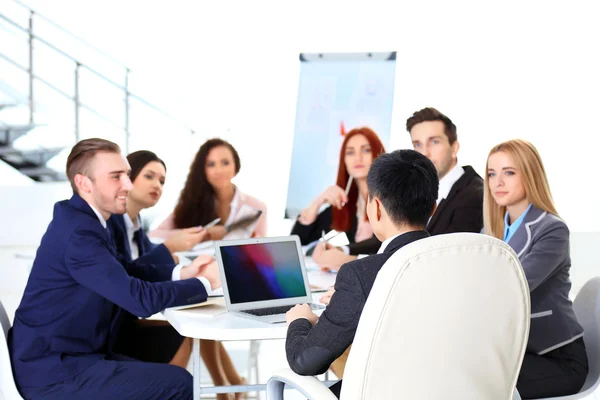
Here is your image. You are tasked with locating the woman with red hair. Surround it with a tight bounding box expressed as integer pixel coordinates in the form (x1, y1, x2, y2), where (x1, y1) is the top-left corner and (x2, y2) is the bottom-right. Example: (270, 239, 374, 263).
(292, 127, 386, 255)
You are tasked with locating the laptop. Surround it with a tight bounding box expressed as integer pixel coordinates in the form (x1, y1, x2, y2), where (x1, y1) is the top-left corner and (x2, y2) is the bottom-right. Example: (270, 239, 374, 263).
(214, 235, 325, 323)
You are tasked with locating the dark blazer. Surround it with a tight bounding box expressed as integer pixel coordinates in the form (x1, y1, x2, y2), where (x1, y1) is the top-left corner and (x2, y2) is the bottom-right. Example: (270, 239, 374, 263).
(286, 231, 429, 381)
(347, 166, 483, 255)
(507, 206, 583, 354)
(107, 214, 174, 268)
(106, 213, 178, 340)
(291, 206, 359, 246)
(8, 194, 207, 389)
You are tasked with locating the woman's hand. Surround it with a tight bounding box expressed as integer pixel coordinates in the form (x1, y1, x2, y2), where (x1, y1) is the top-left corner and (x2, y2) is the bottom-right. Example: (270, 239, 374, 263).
(180, 255, 214, 280)
(313, 242, 356, 272)
(163, 227, 208, 253)
(206, 225, 227, 241)
(297, 185, 349, 225)
(319, 287, 335, 305)
(319, 185, 349, 210)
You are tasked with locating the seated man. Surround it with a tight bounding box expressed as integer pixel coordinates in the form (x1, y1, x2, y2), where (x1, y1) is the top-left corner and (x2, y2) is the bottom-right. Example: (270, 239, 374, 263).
(285, 149, 439, 397)
(8, 138, 220, 400)
(313, 107, 483, 271)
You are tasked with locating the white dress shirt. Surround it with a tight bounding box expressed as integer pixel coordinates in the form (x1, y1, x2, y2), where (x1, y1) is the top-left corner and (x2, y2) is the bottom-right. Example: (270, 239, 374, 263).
(225, 187, 241, 226)
(437, 164, 465, 205)
(377, 232, 404, 254)
(89, 204, 107, 229)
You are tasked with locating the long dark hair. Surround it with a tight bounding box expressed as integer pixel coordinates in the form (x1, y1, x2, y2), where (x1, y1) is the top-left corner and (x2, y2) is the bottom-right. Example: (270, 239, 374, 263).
(331, 127, 386, 232)
(173, 138, 241, 228)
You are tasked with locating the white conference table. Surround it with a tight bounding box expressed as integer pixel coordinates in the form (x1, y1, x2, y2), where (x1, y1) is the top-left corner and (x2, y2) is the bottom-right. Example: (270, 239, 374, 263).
(162, 270, 336, 400)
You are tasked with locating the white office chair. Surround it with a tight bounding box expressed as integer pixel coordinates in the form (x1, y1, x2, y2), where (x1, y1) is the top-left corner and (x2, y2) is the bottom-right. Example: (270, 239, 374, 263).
(0, 299, 24, 399)
(267, 233, 531, 399)
(514, 276, 600, 400)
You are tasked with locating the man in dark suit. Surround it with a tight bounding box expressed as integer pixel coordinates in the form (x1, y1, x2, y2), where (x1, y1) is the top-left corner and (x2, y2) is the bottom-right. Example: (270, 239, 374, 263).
(313, 107, 483, 270)
(8, 138, 220, 400)
(285, 149, 439, 397)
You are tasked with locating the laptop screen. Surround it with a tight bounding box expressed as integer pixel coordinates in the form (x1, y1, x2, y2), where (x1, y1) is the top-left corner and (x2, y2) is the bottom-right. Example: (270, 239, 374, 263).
(218, 241, 307, 305)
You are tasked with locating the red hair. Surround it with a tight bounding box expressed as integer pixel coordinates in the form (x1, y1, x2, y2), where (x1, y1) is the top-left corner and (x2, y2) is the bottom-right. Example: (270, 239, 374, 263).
(331, 127, 386, 232)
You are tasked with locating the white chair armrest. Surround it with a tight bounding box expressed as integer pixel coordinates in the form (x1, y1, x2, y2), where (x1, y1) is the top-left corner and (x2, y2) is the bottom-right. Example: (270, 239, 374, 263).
(266, 368, 338, 400)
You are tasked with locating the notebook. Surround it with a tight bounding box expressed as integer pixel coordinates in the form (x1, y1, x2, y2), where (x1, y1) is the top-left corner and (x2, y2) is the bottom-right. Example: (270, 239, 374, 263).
(214, 235, 325, 323)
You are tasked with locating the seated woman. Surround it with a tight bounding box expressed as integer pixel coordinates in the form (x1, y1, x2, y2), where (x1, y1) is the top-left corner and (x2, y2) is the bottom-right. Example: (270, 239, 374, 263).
(150, 140, 263, 399)
(108, 150, 243, 400)
(107, 151, 213, 370)
(150, 138, 267, 241)
(484, 139, 588, 398)
(291, 127, 385, 263)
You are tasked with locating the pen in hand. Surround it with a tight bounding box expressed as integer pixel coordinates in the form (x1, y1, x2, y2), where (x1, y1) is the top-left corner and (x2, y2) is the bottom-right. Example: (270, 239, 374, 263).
(200, 218, 221, 229)
(341, 176, 354, 207)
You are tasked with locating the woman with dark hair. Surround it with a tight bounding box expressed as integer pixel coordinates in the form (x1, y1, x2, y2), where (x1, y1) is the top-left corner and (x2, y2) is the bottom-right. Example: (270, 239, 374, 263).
(150, 140, 262, 399)
(109, 151, 208, 265)
(107, 150, 216, 371)
(150, 138, 267, 241)
(292, 127, 386, 256)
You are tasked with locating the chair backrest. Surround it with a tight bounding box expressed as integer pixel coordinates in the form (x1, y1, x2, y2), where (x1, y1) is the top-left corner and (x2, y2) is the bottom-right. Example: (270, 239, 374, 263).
(341, 233, 531, 400)
(570, 277, 600, 395)
(0, 299, 23, 399)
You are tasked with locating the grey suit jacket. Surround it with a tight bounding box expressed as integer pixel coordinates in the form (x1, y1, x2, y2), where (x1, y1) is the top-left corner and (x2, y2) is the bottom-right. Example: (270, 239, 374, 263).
(508, 205, 583, 354)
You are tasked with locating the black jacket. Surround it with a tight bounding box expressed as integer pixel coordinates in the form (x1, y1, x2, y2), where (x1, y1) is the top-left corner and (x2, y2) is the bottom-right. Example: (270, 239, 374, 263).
(347, 166, 483, 255)
(286, 231, 430, 388)
(291, 206, 359, 246)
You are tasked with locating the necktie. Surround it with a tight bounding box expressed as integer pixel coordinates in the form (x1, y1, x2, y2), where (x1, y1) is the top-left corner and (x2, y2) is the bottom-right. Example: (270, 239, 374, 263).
(133, 229, 144, 255)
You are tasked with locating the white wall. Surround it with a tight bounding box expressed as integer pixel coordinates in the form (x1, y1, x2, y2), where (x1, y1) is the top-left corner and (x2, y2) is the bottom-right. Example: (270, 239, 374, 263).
(4, 0, 600, 233)
(0, 160, 33, 186)
(0, 183, 72, 246)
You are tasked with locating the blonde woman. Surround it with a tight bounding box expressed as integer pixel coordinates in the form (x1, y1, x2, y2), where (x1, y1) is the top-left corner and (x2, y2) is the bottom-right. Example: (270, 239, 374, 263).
(484, 139, 588, 398)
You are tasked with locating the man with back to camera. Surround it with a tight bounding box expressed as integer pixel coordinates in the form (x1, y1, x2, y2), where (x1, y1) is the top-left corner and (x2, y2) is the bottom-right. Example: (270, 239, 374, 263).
(8, 138, 220, 399)
(313, 107, 483, 271)
(285, 149, 439, 397)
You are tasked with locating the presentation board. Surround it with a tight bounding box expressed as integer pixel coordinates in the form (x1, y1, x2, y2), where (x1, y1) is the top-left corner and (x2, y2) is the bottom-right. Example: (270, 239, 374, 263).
(285, 51, 396, 218)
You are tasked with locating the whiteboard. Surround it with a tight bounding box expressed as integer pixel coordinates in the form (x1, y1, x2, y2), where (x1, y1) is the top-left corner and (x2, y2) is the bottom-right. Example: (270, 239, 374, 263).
(285, 52, 396, 218)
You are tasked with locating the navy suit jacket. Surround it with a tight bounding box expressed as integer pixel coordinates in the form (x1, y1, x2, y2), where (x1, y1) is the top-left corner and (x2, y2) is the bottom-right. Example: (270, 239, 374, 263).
(107, 213, 174, 271)
(9, 194, 207, 389)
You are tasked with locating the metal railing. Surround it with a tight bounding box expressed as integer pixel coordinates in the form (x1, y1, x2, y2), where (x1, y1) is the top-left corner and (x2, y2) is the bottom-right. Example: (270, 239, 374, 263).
(0, 1, 196, 153)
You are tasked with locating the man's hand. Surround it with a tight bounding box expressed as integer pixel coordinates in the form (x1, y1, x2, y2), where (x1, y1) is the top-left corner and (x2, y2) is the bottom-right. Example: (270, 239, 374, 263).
(313, 243, 356, 272)
(319, 287, 335, 305)
(163, 227, 208, 253)
(286, 304, 318, 325)
(180, 255, 214, 280)
(197, 260, 221, 291)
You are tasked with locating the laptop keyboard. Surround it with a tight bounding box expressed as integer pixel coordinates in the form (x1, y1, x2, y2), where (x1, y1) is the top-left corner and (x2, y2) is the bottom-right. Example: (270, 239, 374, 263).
(240, 303, 325, 317)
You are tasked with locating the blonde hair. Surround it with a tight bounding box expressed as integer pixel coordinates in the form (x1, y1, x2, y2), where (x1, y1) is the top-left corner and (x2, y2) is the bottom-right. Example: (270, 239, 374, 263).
(483, 139, 558, 239)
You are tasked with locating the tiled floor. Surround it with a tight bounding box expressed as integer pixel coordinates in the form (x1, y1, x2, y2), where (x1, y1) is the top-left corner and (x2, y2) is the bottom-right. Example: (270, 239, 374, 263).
(2, 232, 599, 399)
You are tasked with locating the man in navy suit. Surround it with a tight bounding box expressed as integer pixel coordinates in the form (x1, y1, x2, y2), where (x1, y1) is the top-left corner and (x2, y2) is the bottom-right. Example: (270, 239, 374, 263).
(285, 149, 439, 398)
(9, 138, 220, 399)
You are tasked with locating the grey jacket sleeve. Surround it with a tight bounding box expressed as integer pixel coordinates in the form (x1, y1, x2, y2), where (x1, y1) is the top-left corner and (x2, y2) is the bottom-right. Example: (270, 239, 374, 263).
(285, 265, 365, 375)
(520, 220, 570, 292)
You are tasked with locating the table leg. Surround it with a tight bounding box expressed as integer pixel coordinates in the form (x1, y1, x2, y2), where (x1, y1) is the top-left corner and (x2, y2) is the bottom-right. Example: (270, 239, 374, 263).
(191, 338, 269, 397)
(193, 338, 201, 400)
